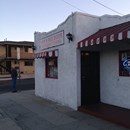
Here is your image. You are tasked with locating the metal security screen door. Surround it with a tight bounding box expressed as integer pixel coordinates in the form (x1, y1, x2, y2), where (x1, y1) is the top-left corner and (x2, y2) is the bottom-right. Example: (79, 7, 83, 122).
(81, 51, 100, 106)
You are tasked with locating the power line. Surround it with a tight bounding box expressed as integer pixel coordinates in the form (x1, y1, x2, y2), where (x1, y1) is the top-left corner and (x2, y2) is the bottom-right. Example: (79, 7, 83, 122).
(92, 0, 124, 15)
(61, 0, 124, 16)
(61, 0, 86, 13)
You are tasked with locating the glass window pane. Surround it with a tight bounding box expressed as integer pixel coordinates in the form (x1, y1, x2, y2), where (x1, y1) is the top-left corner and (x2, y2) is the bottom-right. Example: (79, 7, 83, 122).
(46, 58, 58, 78)
(119, 50, 130, 76)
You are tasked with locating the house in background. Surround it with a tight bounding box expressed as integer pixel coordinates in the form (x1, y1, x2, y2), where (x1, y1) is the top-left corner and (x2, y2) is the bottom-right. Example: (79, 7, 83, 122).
(0, 41, 34, 75)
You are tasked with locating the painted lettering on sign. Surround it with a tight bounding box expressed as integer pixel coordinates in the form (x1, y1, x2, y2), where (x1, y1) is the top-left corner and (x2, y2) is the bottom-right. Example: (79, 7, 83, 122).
(39, 31, 64, 50)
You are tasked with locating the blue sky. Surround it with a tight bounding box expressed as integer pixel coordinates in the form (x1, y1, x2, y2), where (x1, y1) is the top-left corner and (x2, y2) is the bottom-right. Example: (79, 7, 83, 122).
(1, 0, 130, 41)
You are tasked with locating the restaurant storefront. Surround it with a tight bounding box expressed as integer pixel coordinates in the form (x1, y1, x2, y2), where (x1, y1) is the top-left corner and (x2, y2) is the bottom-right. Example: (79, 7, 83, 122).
(34, 12, 130, 110)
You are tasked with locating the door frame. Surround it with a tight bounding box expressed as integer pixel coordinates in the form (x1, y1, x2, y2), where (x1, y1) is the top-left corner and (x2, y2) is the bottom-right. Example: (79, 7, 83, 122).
(80, 51, 100, 106)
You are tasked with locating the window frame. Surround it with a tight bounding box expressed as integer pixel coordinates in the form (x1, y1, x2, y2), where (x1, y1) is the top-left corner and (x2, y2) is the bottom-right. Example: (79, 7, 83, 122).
(14, 60, 19, 64)
(25, 47, 28, 52)
(119, 50, 130, 77)
(45, 57, 58, 79)
(24, 60, 33, 66)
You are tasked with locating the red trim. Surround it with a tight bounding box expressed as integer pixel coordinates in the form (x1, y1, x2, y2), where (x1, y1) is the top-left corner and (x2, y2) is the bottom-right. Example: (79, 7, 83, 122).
(35, 50, 58, 59)
(123, 31, 127, 39)
(52, 51, 55, 57)
(45, 58, 48, 78)
(107, 35, 110, 43)
(114, 33, 118, 41)
(46, 52, 49, 57)
(77, 42, 80, 48)
(78, 21, 130, 48)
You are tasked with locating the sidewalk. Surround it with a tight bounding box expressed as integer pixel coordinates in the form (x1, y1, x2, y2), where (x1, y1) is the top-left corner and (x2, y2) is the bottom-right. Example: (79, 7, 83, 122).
(0, 90, 129, 130)
(0, 74, 34, 81)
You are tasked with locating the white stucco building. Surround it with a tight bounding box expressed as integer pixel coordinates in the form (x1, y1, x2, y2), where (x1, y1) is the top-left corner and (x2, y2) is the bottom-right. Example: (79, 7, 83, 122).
(34, 12, 130, 110)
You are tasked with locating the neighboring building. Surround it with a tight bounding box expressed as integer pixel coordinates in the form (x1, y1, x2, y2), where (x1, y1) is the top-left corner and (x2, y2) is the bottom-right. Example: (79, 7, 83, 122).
(0, 41, 34, 74)
(34, 12, 130, 111)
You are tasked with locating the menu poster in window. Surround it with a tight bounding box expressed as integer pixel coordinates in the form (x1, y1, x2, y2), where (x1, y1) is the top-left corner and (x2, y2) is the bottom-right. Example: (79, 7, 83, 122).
(120, 51, 130, 76)
(46, 58, 58, 78)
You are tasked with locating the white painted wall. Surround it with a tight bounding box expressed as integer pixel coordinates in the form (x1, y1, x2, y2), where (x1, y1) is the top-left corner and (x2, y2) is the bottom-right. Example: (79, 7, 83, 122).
(74, 12, 100, 107)
(100, 14, 130, 29)
(34, 12, 100, 110)
(35, 11, 130, 110)
(100, 42, 130, 109)
(75, 12, 100, 42)
(35, 13, 77, 109)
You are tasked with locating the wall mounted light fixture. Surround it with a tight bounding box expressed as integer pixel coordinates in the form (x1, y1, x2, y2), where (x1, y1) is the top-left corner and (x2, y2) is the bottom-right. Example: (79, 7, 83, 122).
(66, 33, 73, 43)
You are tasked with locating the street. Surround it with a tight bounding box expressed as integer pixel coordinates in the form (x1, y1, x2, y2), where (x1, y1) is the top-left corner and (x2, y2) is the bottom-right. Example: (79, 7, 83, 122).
(0, 79, 34, 94)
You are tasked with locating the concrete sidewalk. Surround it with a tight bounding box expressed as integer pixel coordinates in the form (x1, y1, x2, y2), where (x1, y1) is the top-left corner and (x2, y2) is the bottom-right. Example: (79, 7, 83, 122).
(0, 90, 129, 130)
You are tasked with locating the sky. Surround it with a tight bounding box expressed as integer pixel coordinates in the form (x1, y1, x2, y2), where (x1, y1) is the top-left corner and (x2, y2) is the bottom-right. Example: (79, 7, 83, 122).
(1, 0, 130, 42)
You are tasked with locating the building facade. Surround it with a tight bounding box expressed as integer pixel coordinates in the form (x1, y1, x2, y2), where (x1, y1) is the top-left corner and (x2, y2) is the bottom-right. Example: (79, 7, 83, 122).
(0, 41, 34, 74)
(34, 12, 130, 110)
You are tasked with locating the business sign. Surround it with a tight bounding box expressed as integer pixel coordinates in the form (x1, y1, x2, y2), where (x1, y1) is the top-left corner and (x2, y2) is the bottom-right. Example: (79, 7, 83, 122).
(39, 31, 64, 50)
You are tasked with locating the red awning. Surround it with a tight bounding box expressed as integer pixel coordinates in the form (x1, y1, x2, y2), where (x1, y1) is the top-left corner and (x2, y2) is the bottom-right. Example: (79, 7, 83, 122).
(34, 50, 58, 59)
(77, 21, 130, 48)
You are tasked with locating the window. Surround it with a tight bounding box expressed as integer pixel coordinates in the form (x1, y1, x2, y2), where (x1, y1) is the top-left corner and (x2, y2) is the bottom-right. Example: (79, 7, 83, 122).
(14, 60, 19, 64)
(119, 50, 130, 76)
(25, 47, 28, 52)
(24, 60, 33, 66)
(28, 48, 33, 53)
(46, 58, 58, 78)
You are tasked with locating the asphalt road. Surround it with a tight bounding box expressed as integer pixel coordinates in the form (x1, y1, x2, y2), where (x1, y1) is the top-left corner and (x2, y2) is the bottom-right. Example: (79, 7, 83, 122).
(0, 78, 35, 94)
